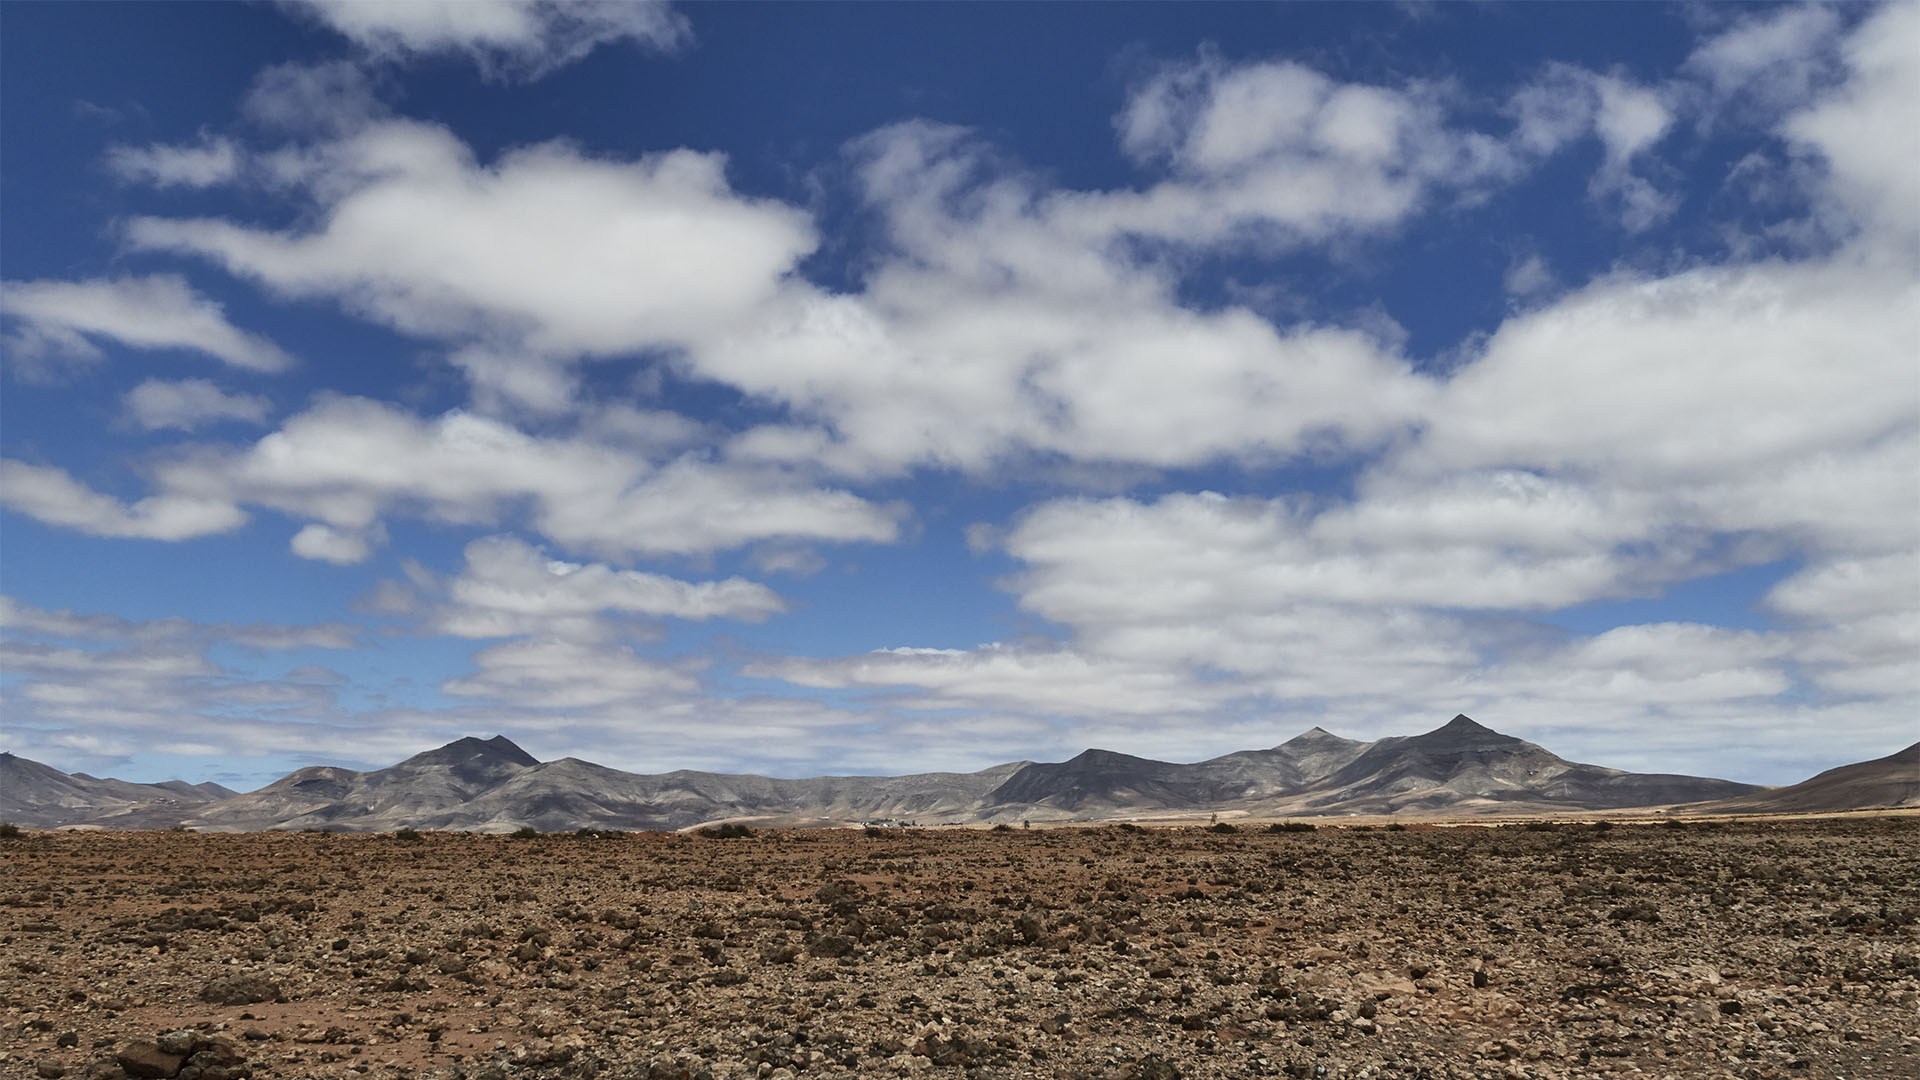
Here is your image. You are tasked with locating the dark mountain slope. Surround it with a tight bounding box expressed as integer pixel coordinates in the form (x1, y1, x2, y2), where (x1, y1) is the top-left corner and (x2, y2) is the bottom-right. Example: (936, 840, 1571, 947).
(1682, 742, 1919, 814)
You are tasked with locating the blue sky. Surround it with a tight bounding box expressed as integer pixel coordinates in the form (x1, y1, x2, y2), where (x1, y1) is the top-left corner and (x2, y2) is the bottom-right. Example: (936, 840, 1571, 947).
(2, 1, 1915, 792)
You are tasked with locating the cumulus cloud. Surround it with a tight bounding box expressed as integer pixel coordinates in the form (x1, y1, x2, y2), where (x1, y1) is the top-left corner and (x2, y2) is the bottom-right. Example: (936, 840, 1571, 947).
(1782, 0, 1920, 249)
(127, 122, 814, 412)
(10, 394, 899, 559)
(1109, 56, 1529, 244)
(1421, 261, 1919, 499)
(0, 275, 293, 377)
(142, 396, 901, 559)
(695, 114, 1445, 477)
(283, 0, 688, 81)
(0, 461, 247, 541)
(123, 378, 272, 432)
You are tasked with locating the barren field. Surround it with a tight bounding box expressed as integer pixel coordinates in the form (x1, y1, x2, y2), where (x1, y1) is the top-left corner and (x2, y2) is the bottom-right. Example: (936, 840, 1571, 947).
(2, 818, 1915, 1080)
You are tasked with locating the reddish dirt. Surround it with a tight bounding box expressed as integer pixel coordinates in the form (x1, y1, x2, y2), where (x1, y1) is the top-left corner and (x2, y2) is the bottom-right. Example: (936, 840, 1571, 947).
(1, 817, 1915, 1080)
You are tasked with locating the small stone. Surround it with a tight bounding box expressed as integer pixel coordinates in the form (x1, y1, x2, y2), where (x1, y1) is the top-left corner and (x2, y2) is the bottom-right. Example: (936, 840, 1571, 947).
(36, 1060, 67, 1079)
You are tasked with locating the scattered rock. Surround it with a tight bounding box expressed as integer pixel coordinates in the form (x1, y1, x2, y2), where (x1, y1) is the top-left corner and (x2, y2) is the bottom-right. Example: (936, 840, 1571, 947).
(198, 974, 281, 1006)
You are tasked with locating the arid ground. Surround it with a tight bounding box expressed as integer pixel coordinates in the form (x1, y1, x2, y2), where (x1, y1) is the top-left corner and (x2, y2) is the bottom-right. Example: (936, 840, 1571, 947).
(2, 816, 1915, 1080)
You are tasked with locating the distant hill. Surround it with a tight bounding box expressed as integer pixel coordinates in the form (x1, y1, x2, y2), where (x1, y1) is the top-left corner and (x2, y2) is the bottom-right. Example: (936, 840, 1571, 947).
(1274, 715, 1764, 815)
(0, 751, 237, 829)
(6, 715, 1839, 832)
(1678, 742, 1919, 815)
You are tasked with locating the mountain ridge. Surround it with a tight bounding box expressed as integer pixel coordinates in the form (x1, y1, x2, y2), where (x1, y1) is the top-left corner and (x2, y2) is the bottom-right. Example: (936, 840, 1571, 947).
(6, 717, 1907, 833)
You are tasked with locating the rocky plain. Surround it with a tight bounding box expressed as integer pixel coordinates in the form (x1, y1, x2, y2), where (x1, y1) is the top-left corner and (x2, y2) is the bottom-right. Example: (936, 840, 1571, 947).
(2, 815, 1916, 1080)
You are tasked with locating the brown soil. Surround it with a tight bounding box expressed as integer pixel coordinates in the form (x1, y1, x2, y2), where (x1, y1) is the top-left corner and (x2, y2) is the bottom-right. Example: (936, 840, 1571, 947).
(1, 818, 1914, 1080)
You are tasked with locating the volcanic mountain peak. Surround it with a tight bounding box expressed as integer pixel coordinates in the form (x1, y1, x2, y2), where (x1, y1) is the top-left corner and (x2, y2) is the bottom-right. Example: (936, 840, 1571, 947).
(1276, 726, 1368, 752)
(398, 735, 539, 770)
(1408, 713, 1530, 750)
(1062, 748, 1161, 771)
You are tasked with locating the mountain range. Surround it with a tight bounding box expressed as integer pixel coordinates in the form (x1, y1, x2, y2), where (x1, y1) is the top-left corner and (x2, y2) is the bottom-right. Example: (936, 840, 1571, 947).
(4, 715, 1914, 832)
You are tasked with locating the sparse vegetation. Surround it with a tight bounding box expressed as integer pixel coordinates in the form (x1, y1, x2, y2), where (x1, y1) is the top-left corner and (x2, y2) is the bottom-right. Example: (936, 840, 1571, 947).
(697, 822, 752, 839)
(1207, 821, 1238, 833)
(1268, 821, 1316, 833)
(511, 825, 540, 838)
(0, 821, 20, 838)
(394, 826, 424, 842)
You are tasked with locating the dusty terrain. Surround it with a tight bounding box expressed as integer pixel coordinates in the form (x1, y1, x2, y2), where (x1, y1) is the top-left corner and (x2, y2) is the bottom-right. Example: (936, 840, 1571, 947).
(2, 817, 1915, 1080)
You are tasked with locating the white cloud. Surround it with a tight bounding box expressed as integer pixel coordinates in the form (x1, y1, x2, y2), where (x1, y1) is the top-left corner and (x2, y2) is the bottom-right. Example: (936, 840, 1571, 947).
(1782, 0, 1920, 248)
(0, 596, 358, 651)
(1, 275, 293, 376)
(108, 134, 241, 187)
(697, 116, 1442, 477)
(1503, 252, 1556, 298)
(1769, 550, 1920, 624)
(443, 637, 699, 708)
(1509, 64, 1677, 231)
(0, 597, 377, 780)
(746, 542, 827, 579)
(146, 396, 900, 559)
(124, 378, 271, 431)
(289, 522, 380, 565)
(1008, 485, 1647, 620)
(710, 278, 1433, 477)
(1589, 73, 1678, 230)
(1421, 260, 1918, 504)
(1108, 57, 1527, 243)
(283, 0, 688, 81)
(1685, 4, 1843, 114)
(128, 121, 814, 412)
(751, 642, 1237, 719)
(0, 460, 246, 541)
(433, 534, 785, 639)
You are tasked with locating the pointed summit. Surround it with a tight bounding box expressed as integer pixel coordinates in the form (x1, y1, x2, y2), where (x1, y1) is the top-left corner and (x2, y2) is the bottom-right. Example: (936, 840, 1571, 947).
(1411, 714, 1518, 749)
(400, 735, 539, 770)
(1284, 726, 1354, 745)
